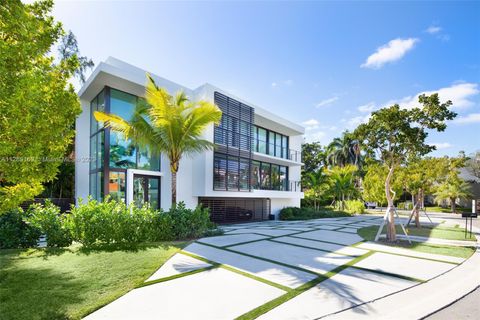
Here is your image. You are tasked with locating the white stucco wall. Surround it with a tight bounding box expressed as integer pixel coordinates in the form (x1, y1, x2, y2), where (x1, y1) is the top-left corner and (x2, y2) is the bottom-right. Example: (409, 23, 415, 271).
(75, 100, 91, 204)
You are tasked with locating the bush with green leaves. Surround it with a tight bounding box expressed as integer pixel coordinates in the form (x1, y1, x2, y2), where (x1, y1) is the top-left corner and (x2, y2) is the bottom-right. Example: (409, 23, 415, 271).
(0, 209, 41, 249)
(279, 207, 351, 221)
(66, 197, 215, 246)
(26, 200, 72, 247)
(344, 200, 365, 214)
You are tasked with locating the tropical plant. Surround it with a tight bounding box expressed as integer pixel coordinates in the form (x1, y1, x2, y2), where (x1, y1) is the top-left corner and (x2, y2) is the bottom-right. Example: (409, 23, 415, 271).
(362, 162, 403, 207)
(434, 179, 472, 213)
(303, 168, 329, 210)
(326, 132, 362, 168)
(327, 165, 358, 210)
(354, 93, 456, 241)
(95, 74, 222, 204)
(0, 0, 83, 212)
(301, 142, 326, 175)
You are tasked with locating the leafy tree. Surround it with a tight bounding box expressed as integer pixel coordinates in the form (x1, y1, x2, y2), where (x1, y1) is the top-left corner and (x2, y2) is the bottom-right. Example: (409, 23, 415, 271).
(57, 30, 94, 84)
(354, 94, 456, 241)
(326, 132, 362, 168)
(95, 74, 222, 205)
(398, 157, 450, 227)
(0, 0, 82, 212)
(301, 142, 325, 175)
(363, 162, 403, 207)
(327, 165, 358, 210)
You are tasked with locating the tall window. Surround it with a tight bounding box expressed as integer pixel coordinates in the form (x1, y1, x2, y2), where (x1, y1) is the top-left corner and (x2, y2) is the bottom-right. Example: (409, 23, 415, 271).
(213, 152, 251, 191)
(252, 125, 289, 159)
(89, 87, 161, 202)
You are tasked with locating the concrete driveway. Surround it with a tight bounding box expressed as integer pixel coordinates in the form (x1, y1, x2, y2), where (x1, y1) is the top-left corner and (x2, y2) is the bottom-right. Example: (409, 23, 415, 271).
(84, 214, 478, 320)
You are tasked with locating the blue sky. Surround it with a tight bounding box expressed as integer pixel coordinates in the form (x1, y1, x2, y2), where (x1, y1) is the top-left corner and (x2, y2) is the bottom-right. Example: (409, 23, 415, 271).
(51, 0, 480, 156)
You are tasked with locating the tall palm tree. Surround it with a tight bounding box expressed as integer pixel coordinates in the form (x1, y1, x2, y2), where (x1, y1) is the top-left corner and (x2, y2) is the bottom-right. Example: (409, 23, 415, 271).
(95, 74, 222, 205)
(434, 179, 472, 213)
(326, 132, 362, 168)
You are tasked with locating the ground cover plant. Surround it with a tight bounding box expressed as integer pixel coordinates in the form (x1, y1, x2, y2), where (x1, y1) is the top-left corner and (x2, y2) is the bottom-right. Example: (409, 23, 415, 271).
(0, 242, 186, 320)
(279, 206, 351, 220)
(357, 225, 476, 258)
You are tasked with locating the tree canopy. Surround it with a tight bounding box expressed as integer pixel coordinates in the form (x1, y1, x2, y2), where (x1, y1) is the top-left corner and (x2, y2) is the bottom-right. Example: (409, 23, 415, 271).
(0, 0, 82, 211)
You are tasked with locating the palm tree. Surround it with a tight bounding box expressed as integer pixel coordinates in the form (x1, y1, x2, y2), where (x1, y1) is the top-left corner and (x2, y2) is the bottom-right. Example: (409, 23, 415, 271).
(434, 179, 472, 213)
(95, 74, 222, 205)
(303, 168, 329, 210)
(326, 132, 362, 168)
(327, 165, 358, 210)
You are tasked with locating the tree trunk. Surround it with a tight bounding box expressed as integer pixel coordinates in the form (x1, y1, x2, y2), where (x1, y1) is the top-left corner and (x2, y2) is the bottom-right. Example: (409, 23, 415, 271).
(451, 197, 456, 213)
(385, 167, 396, 242)
(413, 193, 421, 228)
(171, 171, 177, 206)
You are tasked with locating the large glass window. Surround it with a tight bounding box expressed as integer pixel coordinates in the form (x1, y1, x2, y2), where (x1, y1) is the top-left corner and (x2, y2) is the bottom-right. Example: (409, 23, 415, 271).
(251, 160, 261, 190)
(89, 132, 104, 171)
(108, 172, 126, 203)
(227, 156, 239, 190)
(239, 159, 250, 190)
(252, 125, 289, 159)
(110, 89, 136, 121)
(109, 132, 137, 168)
(214, 154, 227, 190)
(271, 165, 280, 190)
(89, 172, 104, 201)
(280, 166, 288, 191)
(258, 127, 267, 154)
(261, 162, 271, 189)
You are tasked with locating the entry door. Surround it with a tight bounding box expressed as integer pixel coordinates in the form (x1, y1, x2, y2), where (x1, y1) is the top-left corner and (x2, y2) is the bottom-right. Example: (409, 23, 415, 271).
(133, 175, 160, 209)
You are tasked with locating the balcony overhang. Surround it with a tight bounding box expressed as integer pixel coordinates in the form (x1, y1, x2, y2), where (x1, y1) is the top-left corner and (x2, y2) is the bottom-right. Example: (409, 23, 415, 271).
(252, 152, 303, 167)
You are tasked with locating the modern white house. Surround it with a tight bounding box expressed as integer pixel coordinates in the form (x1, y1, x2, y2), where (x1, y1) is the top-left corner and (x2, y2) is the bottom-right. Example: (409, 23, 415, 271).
(75, 57, 304, 223)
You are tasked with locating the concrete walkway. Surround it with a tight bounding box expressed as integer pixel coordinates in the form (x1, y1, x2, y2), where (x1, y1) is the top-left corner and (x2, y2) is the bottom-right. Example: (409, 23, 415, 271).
(84, 214, 478, 320)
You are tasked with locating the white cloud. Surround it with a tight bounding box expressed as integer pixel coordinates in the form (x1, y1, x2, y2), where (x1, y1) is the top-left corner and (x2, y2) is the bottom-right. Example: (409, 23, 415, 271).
(316, 96, 338, 108)
(346, 114, 371, 130)
(387, 82, 479, 110)
(426, 26, 442, 34)
(361, 38, 419, 69)
(432, 142, 452, 150)
(454, 113, 480, 124)
(302, 118, 320, 131)
(305, 130, 327, 143)
(284, 79, 293, 86)
(271, 82, 278, 88)
(358, 102, 376, 113)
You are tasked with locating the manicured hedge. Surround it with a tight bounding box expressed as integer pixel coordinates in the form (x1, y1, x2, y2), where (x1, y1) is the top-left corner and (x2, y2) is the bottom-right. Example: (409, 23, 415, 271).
(279, 207, 351, 221)
(0, 198, 218, 248)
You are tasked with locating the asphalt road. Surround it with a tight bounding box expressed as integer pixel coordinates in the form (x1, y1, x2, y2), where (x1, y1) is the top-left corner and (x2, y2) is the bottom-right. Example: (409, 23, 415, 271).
(424, 214, 479, 320)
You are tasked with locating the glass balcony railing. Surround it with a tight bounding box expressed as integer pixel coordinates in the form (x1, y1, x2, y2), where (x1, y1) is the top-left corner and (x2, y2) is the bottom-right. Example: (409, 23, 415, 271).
(213, 127, 301, 162)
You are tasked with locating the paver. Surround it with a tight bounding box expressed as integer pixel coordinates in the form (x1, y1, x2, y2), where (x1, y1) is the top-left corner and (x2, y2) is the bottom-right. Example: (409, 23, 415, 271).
(226, 228, 298, 237)
(355, 252, 455, 281)
(298, 229, 363, 245)
(85, 268, 285, 320)
(146, 253, 212, 281)
(197, 233, 268, 247)
(272, 236, 368, 257)
(184, 242, 317, 288)
(229, 240, 355, 274)
(337, 227, 359, 233)
(356, 241, 465, 264)
(259, 267, 416, 320)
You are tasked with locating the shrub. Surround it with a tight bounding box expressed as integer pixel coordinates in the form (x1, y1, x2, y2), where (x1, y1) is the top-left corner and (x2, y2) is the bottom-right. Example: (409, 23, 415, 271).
(279, 207, 351, 221)
(66, 198, 216, 246)
(0, 209, 41, 249)
(344, 200, 365, 214)
(26, 200, 73, 247)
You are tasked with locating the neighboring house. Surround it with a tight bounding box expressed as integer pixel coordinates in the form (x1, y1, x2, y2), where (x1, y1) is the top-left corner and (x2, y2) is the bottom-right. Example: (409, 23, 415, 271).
(459, 168, 480, 209)
(75, 57, 304, 223)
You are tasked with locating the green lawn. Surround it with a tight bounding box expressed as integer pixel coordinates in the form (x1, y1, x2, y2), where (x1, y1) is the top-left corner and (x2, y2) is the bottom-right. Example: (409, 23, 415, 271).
(357, 225, 476, 259)
(0, 242, 187, 320)
(425, 206, 471, 213)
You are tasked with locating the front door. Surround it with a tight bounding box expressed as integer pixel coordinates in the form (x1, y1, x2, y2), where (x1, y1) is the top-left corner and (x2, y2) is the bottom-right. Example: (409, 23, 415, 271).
(133, 175, 160, 209)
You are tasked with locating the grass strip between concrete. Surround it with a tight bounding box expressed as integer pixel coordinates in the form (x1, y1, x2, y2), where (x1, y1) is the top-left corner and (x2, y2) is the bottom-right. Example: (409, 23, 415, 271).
(234, 251, 376, 320)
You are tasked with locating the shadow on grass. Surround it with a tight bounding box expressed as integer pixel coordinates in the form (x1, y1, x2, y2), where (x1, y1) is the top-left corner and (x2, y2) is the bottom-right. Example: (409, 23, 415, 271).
(0, 263, 86, 320)
(77, 241, 187, 255)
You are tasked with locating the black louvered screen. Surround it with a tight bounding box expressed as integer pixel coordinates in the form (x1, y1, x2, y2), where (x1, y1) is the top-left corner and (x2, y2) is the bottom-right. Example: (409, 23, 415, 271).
(214, 92, 254, 191)
(199, 197, 271, 224)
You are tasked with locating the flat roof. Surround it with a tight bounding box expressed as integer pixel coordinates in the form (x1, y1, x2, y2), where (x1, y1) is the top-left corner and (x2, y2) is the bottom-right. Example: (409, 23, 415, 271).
(79, 57, 304, 134)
